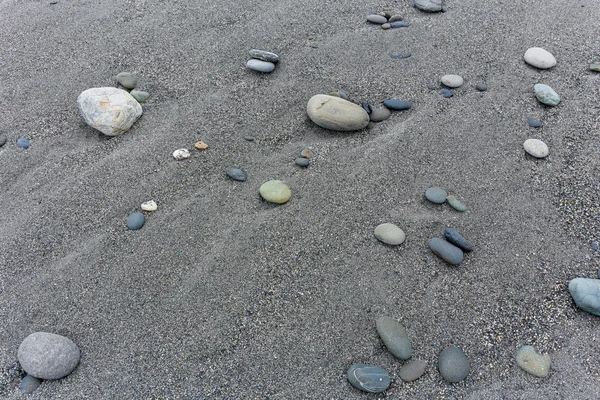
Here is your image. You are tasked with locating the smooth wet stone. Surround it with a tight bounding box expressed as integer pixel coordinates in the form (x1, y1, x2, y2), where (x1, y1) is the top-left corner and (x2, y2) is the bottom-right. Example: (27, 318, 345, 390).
(524, 47, 556, 69)
(77, 87, 143, 136)
(381, 23, 391, 29)
(18, 332, 80, 380)
(116, 72, 138, 89)
(141, 200, 157, 211)
(425, 187, 447, 204)
(226, 167, 247, 181)
(446, 195, 467, 212)
(399, 359, 426, 382)
(590, 64, 600, 72)
(17, 138, 30, 149)
(0, 135, 7, 147)
(249, 49, 279, 63)
(516, 346, 551, 378)
(383, 99, 411, 111)
(444, 228, 473, 252)
(369, 107, 391, 122)
(429, 238, 464, 265)
(390, 22, 409, 28)
(389, 15, 403, 22)
(527, 117, 542, 128)
(307, 95, 369, 131)
(534, 84, 560, 106)
(259, 180, 291, 204)
(441, 74, 464, 88)
(374, 223, 406, 246)
(569, 278, 600, 316)
(347, 364, 390, 393)
(523, 139, 549, 158)
(476, 83, 488, 91)
(367, 14, 387, 24)
(130, 90, 149, 102)
(441, 89, 453, 98)
(19, 375, 42, 394)
(439, 347, 469, 383)
(195, 141, 209, 150)
(126, 212, 145, 230)
(414, 0, 446, 12)
(246, 59, 275, 73)
(376, 316, 412, 360)
(295, 157, 309, 167)
(173, 148, 191, 160)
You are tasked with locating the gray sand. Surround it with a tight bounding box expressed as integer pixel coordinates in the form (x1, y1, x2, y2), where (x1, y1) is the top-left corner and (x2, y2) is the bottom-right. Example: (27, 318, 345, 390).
(1, 0, 600, 398)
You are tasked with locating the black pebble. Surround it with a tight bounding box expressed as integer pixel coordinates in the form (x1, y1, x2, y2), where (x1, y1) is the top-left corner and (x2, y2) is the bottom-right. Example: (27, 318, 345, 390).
(244, 136, 254, 141)
(444, 228, 473, 252)
(361, 101, 372, 114)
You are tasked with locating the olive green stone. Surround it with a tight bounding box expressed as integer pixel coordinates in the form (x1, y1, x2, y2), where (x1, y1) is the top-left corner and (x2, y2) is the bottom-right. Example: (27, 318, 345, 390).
(130, 90, 149, 102)
(446, 195, 467, 212)
(516, 346, 550, 378)
(259, 180, 291, 204)
(116, 72, 137, 89)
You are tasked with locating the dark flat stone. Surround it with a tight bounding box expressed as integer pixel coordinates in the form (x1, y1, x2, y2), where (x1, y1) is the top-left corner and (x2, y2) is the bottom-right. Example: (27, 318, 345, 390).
(527, 117, 542, 128)
(361, 101, 372, 114)
(347, 364, 390, 393)
(226, 167, 247, 181)
(429, 238, 464, 265)
(444, 228, 473, 252)
(0, 135, 7, 147)
(390, 22, 409, 28)
(383, 99, 411, 111)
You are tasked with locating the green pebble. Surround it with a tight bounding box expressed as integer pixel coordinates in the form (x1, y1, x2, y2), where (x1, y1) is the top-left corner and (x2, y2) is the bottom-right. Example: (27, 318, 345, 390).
(130, 90, 150, 102)
(446, 195, 467, 212)
(259, 180, 291, 204)
(116, 72, 137, 89)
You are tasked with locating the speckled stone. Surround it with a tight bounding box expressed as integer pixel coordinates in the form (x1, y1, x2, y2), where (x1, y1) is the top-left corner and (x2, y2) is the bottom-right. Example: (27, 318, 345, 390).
(516, 346, 550, 378)
(19, 375, 42, 394)
(569, 278, 600, 316)
(226, 167, 247, 181)
(429, 238, 464, 265)
(399, 360, 426, 382)
(130, 90, 149, 102)
(259, 180, 291, 204)
(374, 223, 406, 246)
(116, 72, 137, 89)
(18, 332, 80, 380)
(475, 83, 488, 91)
(173, 148, 191, 160)
(383, 99, 411, 111)
(77, 87, 143, 136)
(376, 316, 412, 360)
(347, 364, 390, 393)
(246, 59, 275, 73)
(369, 107, 391, 122)
(523, 139, 549, 158)
(194, 141, 209, 150)
(444, 228, 473, 252)
(367, 14, 388, 24)
(307, 95, 369, 131)
(438, 347, 469, 383)
(446, 195, 467, 212)
(534, 84, 560, 106)
(425, 187, 447, 204)
(17, 138, 30, 149)
(527, 117, 542, 128)
(126, 212, 145, 230)
(441, 74, 464, 88)
(295, 157, 309, 167)
(524, 47, 556, 69)
(249, 49, 279, 63)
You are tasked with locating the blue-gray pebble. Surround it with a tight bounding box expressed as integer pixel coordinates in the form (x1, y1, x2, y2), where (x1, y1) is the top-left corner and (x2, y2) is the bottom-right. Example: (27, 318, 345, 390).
(390, 22, 409, 28)
(438, 347, 470, 383)
(444, 228, 473, 252)
(295, 158, 309, 167)
(226, 167, 247, 181)
(476, 83, 488, 91)
(568, 278, 600, 316)
(383, 99, 412, 111)
(19, 375, 41, 394)
(425, 187, 447, 203)
(347, 364, 390, 393)
(390, 53, 411, 59)
(126, 212, 145, 230)
(17, 138, 30, 149)
(527, 117, 542, 128)
(0, 135, 7, 147)
(376, 316, 412, 360)
(429, 238, 464, 265)
(441, 89, 453, 98)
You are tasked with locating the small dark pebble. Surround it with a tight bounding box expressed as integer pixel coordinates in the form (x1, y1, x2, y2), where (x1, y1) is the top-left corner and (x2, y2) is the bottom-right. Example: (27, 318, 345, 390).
(226, 167, 247, 181)
(361, 101, 372, 114)
(17, 138, 30, 149)
(444, 228, 473, 252)
(441, 89, 453, 98)
(390, 53, 411, 59)
(389, 15, 403, 22)
(0, 135, 7, 147)
(427, 83, 436, 90)
(592, 241, 599, 251)
(390, 22, 409, 28)
(295, 157, 309, 167)
(527, 117, 542, 128)
(19, 375, 42, 394)
(475, 83, 488, 91)
(383, 99, 412, 111)
(338, 90, 348, 100)
(244, 136, 254, 141)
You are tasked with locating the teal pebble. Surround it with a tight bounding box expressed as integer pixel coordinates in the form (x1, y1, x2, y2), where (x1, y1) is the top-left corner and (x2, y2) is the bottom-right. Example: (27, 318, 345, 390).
(347, 364, 390, 393)
(534, 84, 560, 106)
(425, 187, 447, 203)
(568, 278, 600, 316)
(126, 212, 145, 230)
(130, 90, 150, 102)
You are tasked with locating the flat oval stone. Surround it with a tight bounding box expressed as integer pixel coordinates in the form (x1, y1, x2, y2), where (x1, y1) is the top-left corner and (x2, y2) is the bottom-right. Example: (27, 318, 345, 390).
(116, 72, 137, 89)
(444, 228, 473, 252)
(414, 0, 446, 12)
(173, 148, 191, 160)
(389, 15, 403, 22)
(569, 278, 600, 316)
(476, 83, 488, 91)
(19, 375, 42, 394)
(534, 84, 560, 106)
(17, 138, 30, 149)
(347, 364, 390, 393)
(195, 141, 209, 150)
(259, 180, 291, 204)
(77, 87, 143, 136)
(307, 95, 369, 131)
(429, 238, 464, 265)
(441, 74, 464, 88)
(249, 49, 279, 63)
(126, 212, 145, 230)
(524, 47, 556, 69)
(244, 135, 254, 141)
(367, 14, 387, 24)
(438, 347, 469, 383)
(0, 134, 7, 147)
(516, 345, 551, 378)
(383, 99, 411, 111)
(446, 195, 467, 212)
(295, 157, 309, 167)
(527, 117, 542, 128)
(523, 139, 549, 158)
(399, 359, 426, 382)
(381, 23, 391, 29)
(441, 89, 453, 98)
(374, 223, 406, 245)
(246, 59, 275, 73)
(369, 107, 391, 122)
(390, 53, 411, 59)
(390, 21, 409, 28)
(376, 316, 412, 360)
(141, 200, 157, 211)
(17, 332, 80, 380)
(425, 187, 447, 204)
(130, 90, 149, 102)
(226, 167, 247, 181)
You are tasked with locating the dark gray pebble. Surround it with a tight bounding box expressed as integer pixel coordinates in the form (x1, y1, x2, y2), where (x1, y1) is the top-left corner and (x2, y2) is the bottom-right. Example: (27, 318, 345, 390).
(389, 15, 403, 22)
(19, 375, 42, 394)
(369, 107, 391, 122)
(425, 186, 447, 203)
(347, 364, 390, 393)
(444, 228, 473, 252)
(0, 135, 7, 147)
(476, 83, 488, 91)
(441, 89, 453, 98)
(361, 101, 372, 114)
(226, 167, 247, 181)
(126, 212, 145, 230)
(383, 99, 411, 111)
(429, 238, 464, 265)
(244, 136, 254, 141)
(295, 157, 310, 167)
(592, 241, 599, 251)
(390, 53, 411, 59)
(527, 117, 542, 128)
(390, 22, 409, 28)
(17, 138, 30, 149)
(439, 347, 470, 382)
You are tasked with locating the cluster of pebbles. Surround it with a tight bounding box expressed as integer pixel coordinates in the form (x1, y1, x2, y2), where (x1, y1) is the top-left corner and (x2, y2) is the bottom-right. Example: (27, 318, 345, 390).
(366, 11, 409, 30)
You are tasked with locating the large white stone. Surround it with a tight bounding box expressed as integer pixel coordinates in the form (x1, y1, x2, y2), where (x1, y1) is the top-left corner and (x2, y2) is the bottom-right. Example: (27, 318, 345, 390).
(524, 47, 556, 69)
(18, 332, 80, 380)
(77, 87, 143, 136)
(307, 95, 369, 131)
(374, 223, 406, 245)
(441, 74, 464, 88)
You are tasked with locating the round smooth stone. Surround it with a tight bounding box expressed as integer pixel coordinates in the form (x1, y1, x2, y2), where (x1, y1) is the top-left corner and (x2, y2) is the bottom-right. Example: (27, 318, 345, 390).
(399, 359, 426, 382)
(441, 74, 464, 88)
(516, 346, 551, 378)
(534, 84, 560, 106)
(141, 200, 157, 211)
(0, 134, 7, 147)
(173, 148, 191, 160)
(130, 90, 149, 102)
(116, 72, 137, 89)
(369, 107, 391, 122)
(444, 228, 473, 252)
(527, 117, 542, 128)
(307, 95, 369, 131)
(429, 238, 464, 265)
(381, 23, 391, 29)
(195, 141, 209, 150)
(524, 47, 556, 69)
(367, 14, 388, 24)
(440, 89, 453, 98)
(390, 22, 409, 28)
(295, 157, 309, 167)
(77, 87, 142, 136)
(523, 139, 549, 158)
(438, 347, 469, 383)
(374, 223, 405, 245)
(246, 59, 275, 73)
(446, 195, 467, 212)
(126, 212, 145, 230)
(17, 138, 30, 149)
(475, 83, 488, 91)
(19, 375, 42, 394)
(259, 180, 291, 204)
(17, 332, 80, 380)
(226, 167, 247, 181)
(590, 64, 600, 72)
(569, 278, 600, 316)
(383, 99, 411, 111)
(376, 316, 412, 360)
(347, 364, 390, 393)
(425, 187, 447, 204)
(389, 15, 403, 22)
(244, 135, 254, 141)
(248, 49, 279, 63)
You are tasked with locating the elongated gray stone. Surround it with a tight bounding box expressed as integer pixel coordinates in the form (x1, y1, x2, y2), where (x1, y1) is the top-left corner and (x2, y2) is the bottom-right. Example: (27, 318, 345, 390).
(130, 90, 149, 102)
(383, 99, 411, 111)
(226, 167, 247, 181)
(347, 364, 390, 393)
(569, 278, 600, 316)
(414, 0, 446, 12)
(307, 95, 369, 131)
(367, 14, 387, 24)
(18, 332, 80, 380)
(444, 228, 473, 252)
(399, 359, 426, 382)
(249, 49, 279, 63)
(77, 87, 143, 136)
(446, 195, 467, 212)
(534, 84, 560, 106)
(516, 345, 551, 378)
(246, 59, 275, 73)
(376, 316, 412, 360)
(429, 238, 464, 265)
(438, 347, 469, 383)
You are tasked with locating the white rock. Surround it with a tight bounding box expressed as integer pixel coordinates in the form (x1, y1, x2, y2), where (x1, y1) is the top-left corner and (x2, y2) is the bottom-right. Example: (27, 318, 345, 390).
(246, 59, 275, 73)
(18, 332, 80, 380)
(523, 139, 549, 158)
(173, 149, 190, 160)
(374, 223, 406, 245)
(307, 94, 369, 131)
(441, 74, 464, 88)
(141, 200, 157, 211)
(77, 87, 142, 136)
(524, 47, 556, 69)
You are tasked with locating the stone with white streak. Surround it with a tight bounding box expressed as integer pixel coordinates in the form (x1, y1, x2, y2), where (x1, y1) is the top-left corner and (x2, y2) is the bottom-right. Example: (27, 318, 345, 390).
(77, 87, 142, 136)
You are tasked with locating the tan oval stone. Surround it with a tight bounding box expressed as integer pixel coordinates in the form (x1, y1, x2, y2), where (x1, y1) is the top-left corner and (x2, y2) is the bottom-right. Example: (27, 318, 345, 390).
(259, 180, 291, 204)
(195, 141, 209, 150)
(307, 95, 369, 131)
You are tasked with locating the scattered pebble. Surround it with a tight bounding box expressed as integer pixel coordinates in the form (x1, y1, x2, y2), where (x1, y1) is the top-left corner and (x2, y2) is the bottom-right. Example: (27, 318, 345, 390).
(226, 167, 247, 181)
(126, 212, 145, 230)
(441, 74, 464, 88)
(523, 139, 549, 158)
(590, 63, 600, 72)
(440, 89, 453, 98)
(19, 375, 42, 394)
(429, 238, 464, 265)
(299, 148, 314, 158)
(438, 347, 470, 383)
(17, 138, 30, 149)
(246, 59, 275, 73)
(390, 53, 411, 59)
(194, 141, 209, 150)
(17, 332, 80, 380)
(516, 345, 551, 378)
(369, 107, 391, 122)
(524, 47, 557, 69)
(374, 223, 406, 245)
(568, 278, 600, 316)
(0, 135, 7, 147)
(367, 14, 388, 24)
(427, 83, 437, 90)
(425, 187, 447, 204)
(399, 359, 426, 382)
(130, 90, 150, 102)
(414, 0, 446, 12)
(383, 99, 412, 111)
(475, 83, 488, 91)
(390, 22, 409, 28)
(361, 101, 372, 114)
(116, 72, 137, 89)
(244, 135, 254, 141)
(307, 94, 369, 131)
(295, 157, 309, 167)
(592, 241, 599, 251)
(376, 316, 412, 360)
(77, 87, 143, 136)
(527, 117, 542, 128)
(446, 195, 467, 212)
(389, 15, 403, 22)
(347, 364, 390, 393)
(249, 49, 279, 63)
(141, 200, 157, 212)
(534, 83, 560, 106)
(379, 11, 392, 19)
(259, 180, 291, 204)
(173, 148, 191, 160)
(444, 228, 473, 252)
(381, 23, 391, 29)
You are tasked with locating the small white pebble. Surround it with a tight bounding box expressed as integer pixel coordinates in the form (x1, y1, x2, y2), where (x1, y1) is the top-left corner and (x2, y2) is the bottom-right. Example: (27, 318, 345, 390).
(141, 200, 157, 212)
(173, 148, 190, 160)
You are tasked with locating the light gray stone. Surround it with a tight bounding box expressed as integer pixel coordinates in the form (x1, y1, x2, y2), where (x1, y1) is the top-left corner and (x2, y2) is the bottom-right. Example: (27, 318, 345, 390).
(307, 95, 369, 131)
(399, 359, 426, 382)
(130, 90, 150, 102)
(414, 0, 446, 12)
(18, 332, 80, 380)
(367, 15, 387, 24)
(516, 345, 551, 378)
(569, 278, 600, 316)
(116, 72, 137, 89)
(246, 59, 275, 73)
(374, 223, 405, 245)
(77, 87, 143, 136)
(534, 84, 560, 106)
(523, 139, 549, 158)
(376, 316, 412, 360)
(441, 74, 464, 88)
(524, 47, 556, 69)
